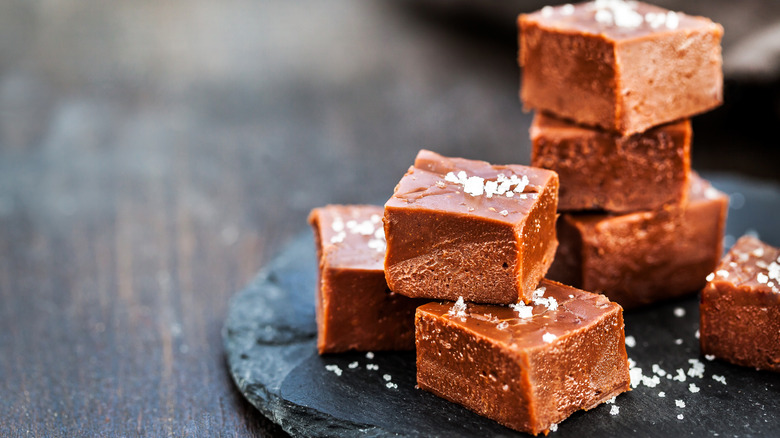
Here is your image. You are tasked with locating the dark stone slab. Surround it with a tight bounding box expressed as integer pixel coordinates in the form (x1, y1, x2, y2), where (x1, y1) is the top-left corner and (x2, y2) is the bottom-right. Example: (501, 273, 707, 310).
(223, 174, 780, 437)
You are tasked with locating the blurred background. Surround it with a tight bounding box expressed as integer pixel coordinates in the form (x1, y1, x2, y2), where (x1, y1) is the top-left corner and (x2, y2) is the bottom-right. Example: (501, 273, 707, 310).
(1, 0, 778, 436)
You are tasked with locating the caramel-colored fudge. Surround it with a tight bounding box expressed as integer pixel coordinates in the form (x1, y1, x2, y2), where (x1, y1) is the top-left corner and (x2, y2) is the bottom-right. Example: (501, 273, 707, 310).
(700, 235, 780, 372)
(384, 150, 559, 305)
(416, 279, 630, 435)
(308, 205, 426, 354)
(519, 1, 723, 134)
(531, 113, 691, 212)
(548, 174, 728, 309)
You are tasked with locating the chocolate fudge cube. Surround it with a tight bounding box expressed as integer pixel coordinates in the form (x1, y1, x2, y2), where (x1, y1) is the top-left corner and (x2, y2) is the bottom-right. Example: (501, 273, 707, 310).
(548, 174, 728, 309)
(519, 1, 723, 134)
(531, 113, 691, 212)
(416, 279, 630, 435)
(384, 149, 559, 305)
(308, 205, 426, 354)
(700, 236, 780, 372)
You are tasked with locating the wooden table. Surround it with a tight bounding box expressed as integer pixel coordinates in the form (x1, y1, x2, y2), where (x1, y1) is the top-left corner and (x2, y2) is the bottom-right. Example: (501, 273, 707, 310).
(1, 1, 778, 436)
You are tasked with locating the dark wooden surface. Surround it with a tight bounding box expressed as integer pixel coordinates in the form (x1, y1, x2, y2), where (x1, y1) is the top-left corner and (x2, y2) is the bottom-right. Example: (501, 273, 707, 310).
(1, 1, 778, 437)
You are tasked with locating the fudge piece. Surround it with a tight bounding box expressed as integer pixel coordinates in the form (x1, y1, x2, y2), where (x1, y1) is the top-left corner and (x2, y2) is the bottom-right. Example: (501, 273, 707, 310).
(519, 1, 723, 134)
(308, 205, 426, 354)
(700, 236, 780, 372)
(416, 279, 630, 435)
(531, 113, 691, 212)
(547, 174, 728, 309)
(384, 149, 559, 305)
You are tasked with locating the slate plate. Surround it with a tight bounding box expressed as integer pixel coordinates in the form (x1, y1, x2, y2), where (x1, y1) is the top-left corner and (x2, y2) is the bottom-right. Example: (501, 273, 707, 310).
(223, 174, 780, 437)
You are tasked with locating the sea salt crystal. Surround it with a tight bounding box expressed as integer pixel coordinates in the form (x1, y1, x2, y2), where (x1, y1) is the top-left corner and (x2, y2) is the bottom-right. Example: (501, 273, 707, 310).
(509, 302, 534, 319)
(706, 273, 715, 282)
(716, 269, 730, 278)
(549, 422, 559, 432)
(658, 392, 666, 398)
(625, 335, 636, 348)
(367, 364, 379, 371)
(542, 332, 557, 343)
(561, 4, 574, 15)
(541, 5, 554, 17)
(689, 383, 700, 393)
(712, 374, 727, 385)
(325, 365, 343, 376)
(366, 352, 375, 359)
(675, 399, 686, 408)
(687, 359, 705, 379)
(757, 273, 769, 284)
(675, 339, 683, 345)
(496, 321, 509, 330)
(348, 361, 359, 369)
(386, 382, 398, 389)
(383, 374, 392, 381)
(610, 405, 620, 416)
(499, 210, 509, 217)
(705, 354, 716, 361)
(448, 297, 468, 319)
(665, 11, 679, 29)
(677, 414, 684, 420)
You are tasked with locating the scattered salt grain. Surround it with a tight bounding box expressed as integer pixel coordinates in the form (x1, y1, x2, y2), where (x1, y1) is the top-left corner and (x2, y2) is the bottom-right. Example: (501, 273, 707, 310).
(674, 307, 686, 317)
(386, 382, 398, 389)
(675, 399, 686, 408)
(658, 392, 666, 398)
(677, 414, 684, 420)
(325, 365, 343, 377)
(689, 383, 700, 393)
(704, 354, 715, 361)
(687, 359, 705, 379)
(695, 330, 700, 339)
(348, 361, 359, 369)
(675, 339, 683, 345)
(625, 335, 636, 348)
(549, 422, 559, 432)
(712, 374, 727, 385)
(366, 352, 375, 359)
(606, 396, 617, 404)
(367, 364, 379, 371)
(448, 297, 468, 319)
(383, 374, 392, 381)
(610, 405, 620, 416)
(499, 210, 509, 217)
(672, 368, 686, 382)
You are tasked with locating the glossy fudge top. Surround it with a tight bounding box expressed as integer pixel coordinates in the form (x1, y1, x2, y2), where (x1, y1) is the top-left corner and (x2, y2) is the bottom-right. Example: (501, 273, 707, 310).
(523, 0, 719, 40)
(708, 236, 780, 294)
(417, 279, 618, 351)
(309, 205, 386, 271)
(386, 149, 558, 224)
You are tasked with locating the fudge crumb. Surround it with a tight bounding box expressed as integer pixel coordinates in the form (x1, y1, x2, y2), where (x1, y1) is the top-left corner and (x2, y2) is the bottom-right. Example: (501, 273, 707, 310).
(610, 405, 620, 416)
(325, 365, 343, 377)
(675, 399, 686, 408)
(689, 383, 700, 393)
(542, 332, 557, 343)
(713, 374, 727, 385)
(625, 335, 636, 348)
(348, 361, 359, 369)
(366, 352, 375, 359)
(448, 297, 468, 319)
(674, 307, 686, 317)
(658, 392, 666, 398)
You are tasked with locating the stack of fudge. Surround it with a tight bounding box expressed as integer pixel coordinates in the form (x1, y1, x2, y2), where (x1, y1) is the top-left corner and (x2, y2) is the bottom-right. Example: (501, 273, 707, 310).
(518, 0, 729, 309)
(310, 149, 631, 435)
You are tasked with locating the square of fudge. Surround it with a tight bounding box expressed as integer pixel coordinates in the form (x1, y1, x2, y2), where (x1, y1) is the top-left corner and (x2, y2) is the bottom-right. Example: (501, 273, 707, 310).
(416, 279, 631, 435)
(519, 1, 723, 134)
(308, 204, 427, 354)
(384, 149, 559, 305)
(700, 235, 780, 372)
(531, 113, 691, 212)
(547, 174, 728, 309)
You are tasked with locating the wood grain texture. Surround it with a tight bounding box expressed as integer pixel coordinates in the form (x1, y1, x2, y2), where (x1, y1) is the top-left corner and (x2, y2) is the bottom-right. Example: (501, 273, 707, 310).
(0, 0, 777, 436)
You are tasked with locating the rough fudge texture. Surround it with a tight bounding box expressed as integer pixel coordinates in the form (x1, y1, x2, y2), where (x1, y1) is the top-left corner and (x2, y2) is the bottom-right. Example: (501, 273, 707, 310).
(519, 1, 723, 134)
(700, 236, 780, 372)
(384, 149, 559, 305)
(416, 279, 630, 435)
(531, 113, 691, 212)
(308, 205, 426, 354)
(548, 174, 728, 309)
